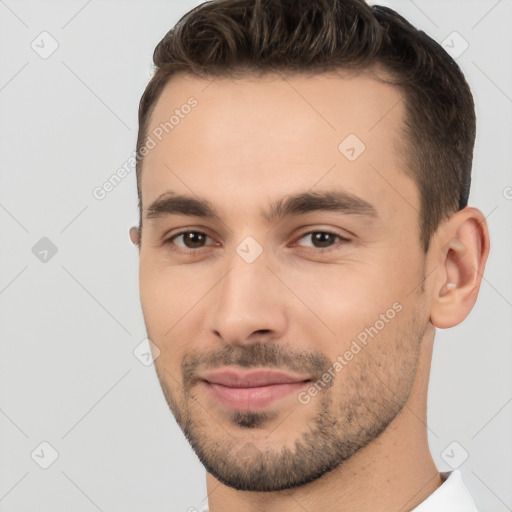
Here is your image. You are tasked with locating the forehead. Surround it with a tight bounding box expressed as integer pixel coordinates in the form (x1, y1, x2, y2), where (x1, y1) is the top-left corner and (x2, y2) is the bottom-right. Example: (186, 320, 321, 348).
(140, 70, 417, 222)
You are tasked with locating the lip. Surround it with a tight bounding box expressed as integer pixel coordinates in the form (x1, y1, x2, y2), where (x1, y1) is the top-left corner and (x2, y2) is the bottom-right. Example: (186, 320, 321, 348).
(200, 368, 311, 411)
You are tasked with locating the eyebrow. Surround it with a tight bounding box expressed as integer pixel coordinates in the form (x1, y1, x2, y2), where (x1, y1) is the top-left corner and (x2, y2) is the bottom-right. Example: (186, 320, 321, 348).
(145, 190, 378, 222)
(263, 190, 378, 223)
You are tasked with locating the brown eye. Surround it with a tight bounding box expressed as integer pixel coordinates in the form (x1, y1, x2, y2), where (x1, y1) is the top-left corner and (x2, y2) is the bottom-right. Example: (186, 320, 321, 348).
(297, 231, 344, 249)
(169, 231, 212, 250)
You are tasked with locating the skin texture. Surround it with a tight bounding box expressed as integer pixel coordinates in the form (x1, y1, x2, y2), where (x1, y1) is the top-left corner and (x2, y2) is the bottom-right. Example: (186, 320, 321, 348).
(130, 70, 489, 512)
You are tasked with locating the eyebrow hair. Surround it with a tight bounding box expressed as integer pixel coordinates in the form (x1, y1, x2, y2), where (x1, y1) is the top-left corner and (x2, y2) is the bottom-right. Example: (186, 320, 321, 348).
(144, 190, 378, 222)
(263, 190, 378, 223)
(146, 192, 220, 220)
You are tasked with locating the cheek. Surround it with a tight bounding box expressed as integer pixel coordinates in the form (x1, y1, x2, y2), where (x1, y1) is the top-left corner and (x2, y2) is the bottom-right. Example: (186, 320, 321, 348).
(286, 256, 424, 367)
(139, 260, 200, 332)
(139, 261, 211, 374)
(282, 261, 408, 332)
(329, 295, 425, 402)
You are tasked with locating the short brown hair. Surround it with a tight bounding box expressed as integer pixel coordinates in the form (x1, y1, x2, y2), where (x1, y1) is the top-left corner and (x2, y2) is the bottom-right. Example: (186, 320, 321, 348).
(136, 0, 475, 251)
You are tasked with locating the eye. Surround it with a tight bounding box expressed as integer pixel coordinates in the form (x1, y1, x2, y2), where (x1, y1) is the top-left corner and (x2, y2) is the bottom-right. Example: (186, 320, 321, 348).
(295, 230, 349, 250)
(166, 230, 216, 251)
(164, 229, 349, 255)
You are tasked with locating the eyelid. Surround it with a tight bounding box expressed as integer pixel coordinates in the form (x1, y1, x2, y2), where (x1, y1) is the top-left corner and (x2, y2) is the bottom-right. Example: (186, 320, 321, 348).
(166, 228, 217, 248)
(291, 229, 351, 250)
(163, 226, 352, 254)
(293, 221, 352, 238)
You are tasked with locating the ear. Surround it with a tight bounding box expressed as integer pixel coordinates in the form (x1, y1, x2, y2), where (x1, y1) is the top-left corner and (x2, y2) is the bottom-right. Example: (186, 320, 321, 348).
(129, 226, 141, 247)
(429, 207, 490, 328)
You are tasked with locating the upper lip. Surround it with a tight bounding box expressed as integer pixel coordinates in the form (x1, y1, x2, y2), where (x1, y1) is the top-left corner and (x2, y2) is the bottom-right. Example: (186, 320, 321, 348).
(201, 368, 311, 388)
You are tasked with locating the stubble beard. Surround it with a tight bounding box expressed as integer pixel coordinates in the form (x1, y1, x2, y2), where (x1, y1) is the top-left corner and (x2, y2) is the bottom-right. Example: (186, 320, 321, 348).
(152, 312, 426, 492)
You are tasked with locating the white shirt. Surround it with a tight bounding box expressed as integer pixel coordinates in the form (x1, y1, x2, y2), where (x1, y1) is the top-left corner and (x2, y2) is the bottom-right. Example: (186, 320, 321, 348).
(411, 470, 478, 511)
(202, 470, 477, 512)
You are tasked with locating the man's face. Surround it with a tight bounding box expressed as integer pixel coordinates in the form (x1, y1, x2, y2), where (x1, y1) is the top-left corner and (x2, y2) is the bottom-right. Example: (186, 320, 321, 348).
(137, 71, 430, 491)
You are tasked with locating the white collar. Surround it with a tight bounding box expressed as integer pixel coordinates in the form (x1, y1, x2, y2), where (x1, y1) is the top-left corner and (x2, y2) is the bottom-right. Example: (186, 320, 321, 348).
(411, 470, 478, 511)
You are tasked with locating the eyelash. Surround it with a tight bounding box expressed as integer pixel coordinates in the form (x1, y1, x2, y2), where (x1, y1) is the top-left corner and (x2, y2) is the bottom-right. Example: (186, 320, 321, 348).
(163, 229, 350, 255)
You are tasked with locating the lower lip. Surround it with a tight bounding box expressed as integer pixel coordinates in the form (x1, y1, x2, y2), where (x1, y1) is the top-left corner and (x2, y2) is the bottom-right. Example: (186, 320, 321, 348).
(204, 381, 309, 411)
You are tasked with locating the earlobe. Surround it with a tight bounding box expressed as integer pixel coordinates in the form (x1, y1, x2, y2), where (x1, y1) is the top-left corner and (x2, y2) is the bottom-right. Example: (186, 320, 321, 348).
(430, 207, 490, 329)
(129, 226, 141, 247)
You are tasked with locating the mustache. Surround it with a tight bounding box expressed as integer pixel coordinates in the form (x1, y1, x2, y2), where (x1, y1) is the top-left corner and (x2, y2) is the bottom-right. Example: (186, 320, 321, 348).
(181, 342, 332, 389)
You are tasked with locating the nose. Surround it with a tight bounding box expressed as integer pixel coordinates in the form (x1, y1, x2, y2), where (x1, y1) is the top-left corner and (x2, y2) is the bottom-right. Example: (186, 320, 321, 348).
(206, 245, 288, 347)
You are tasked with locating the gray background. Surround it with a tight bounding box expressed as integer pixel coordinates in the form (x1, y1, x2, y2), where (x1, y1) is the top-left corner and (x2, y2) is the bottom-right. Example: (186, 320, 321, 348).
(0, 0, 511, 511)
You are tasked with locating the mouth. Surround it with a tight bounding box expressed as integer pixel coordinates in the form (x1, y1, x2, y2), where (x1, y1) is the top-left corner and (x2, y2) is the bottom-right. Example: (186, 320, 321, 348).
(200, 367, 311, 411)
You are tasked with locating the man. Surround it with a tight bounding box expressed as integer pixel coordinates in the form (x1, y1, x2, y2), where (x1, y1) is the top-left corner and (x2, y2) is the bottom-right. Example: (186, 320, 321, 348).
(129, 0, 490, 510)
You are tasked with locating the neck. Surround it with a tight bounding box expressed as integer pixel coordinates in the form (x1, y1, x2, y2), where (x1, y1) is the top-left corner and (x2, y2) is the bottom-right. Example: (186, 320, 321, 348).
(206, 327, 442, 512)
